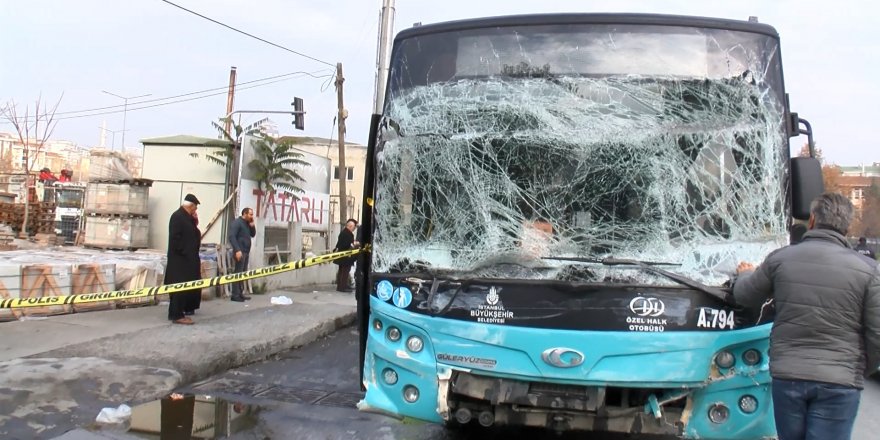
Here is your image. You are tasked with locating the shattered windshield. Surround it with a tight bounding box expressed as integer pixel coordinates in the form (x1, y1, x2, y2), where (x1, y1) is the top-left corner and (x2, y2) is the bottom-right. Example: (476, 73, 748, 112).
(373, 23, 788, 286)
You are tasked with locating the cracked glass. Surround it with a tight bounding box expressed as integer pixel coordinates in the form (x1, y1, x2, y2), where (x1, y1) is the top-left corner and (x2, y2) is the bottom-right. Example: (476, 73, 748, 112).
(373, 24, 788, 286)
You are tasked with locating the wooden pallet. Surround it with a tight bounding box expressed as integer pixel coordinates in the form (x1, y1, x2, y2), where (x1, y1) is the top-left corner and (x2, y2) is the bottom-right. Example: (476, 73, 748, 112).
(84, 211, 149, 219)
(83, 244, 145, 252)
(19, 265, 73, 317)
(71, 263, 116, 312)
(0, 265, 23, 322)
(88, 178, 154, 186)
(217, 244, 251, 297)
(115, 266, 159, 308)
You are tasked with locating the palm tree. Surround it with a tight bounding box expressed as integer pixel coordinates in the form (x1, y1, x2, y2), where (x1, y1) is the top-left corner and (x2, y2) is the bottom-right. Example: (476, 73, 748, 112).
(248, 134, 309, 211)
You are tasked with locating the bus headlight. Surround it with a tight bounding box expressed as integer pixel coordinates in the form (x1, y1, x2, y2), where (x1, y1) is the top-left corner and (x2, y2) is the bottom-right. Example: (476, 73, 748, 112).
(406, 336, 423, 353)
(739, 395, 758, 414)
(708, 403, 730, 424)
(372, 319, 383, 331)
(382, 368, 398, 385)
(403, 385, 420, 403)
(742, 349, 762, 366)
(387, 327, 401, 342)
(714, 350, 736, 369)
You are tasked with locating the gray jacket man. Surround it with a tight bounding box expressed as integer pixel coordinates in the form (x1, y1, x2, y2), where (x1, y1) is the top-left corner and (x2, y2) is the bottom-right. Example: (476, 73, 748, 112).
(733, 192, 880, 440)
(228, 207, 256, 301)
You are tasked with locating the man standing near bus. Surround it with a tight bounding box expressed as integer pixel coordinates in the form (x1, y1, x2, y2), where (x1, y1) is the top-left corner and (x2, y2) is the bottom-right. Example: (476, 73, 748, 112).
(228, 207, 255, 302)
(333, 219, 359, 292)
(733, 192, 880, 440)
(855, 237, 876, 260)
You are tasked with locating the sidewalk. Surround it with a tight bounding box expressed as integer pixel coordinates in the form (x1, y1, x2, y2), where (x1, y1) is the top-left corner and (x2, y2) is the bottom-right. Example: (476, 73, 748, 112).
(0, 285, 357, 439)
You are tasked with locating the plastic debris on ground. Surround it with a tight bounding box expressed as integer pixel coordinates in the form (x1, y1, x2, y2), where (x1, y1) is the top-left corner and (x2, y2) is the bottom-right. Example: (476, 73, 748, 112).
(95, 403, 132, 424)
(270, 296, 293, 305)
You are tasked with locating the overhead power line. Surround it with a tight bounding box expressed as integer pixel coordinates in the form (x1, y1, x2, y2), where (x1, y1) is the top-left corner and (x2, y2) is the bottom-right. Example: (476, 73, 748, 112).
(53, 70, 329, 116)
(54, 74, 327, 121)
(2, 71, 333, 123)
(159, 0, 335, 67)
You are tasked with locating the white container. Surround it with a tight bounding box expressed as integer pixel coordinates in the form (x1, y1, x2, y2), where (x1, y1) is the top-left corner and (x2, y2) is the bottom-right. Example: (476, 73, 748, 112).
(85, 183, 151, 216)
(84, 216, 150, 249)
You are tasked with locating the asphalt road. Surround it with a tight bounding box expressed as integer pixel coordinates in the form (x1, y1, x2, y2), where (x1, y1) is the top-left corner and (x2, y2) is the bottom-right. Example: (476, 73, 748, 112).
(181, 327, 880, 440)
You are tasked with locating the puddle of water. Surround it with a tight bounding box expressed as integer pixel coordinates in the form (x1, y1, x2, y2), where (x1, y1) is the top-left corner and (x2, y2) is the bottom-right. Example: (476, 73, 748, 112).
(122, 393, 259, 439)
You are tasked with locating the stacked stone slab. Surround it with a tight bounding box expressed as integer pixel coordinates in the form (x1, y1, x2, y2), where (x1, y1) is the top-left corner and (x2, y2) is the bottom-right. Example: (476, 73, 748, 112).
(82, 151, 152, 250)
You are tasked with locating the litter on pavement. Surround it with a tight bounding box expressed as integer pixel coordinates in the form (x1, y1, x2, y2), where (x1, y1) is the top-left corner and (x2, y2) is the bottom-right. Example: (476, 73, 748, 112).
(270, 296, 293, 305)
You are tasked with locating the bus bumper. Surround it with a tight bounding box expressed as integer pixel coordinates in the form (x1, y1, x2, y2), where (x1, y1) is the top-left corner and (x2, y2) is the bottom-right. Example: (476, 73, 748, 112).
(361, 305, 776, 439)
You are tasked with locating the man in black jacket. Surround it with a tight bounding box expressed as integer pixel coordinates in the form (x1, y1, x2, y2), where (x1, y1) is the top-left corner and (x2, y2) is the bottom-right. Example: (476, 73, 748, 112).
(166, 194, 202, 325)
(228, 207, 256, 302)
(734, 192, 880, 440)
(855, 237, 876, 260)
(333, 219, 359, 292)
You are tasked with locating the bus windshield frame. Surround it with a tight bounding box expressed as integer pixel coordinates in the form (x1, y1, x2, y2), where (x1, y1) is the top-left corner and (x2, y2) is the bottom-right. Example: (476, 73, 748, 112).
(373, 22, 789, 288)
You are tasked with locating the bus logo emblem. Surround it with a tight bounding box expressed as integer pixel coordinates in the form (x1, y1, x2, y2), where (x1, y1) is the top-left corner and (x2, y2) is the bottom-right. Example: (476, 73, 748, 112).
(542, 348, 585, 368)
(629, 297, 665, 317)
(486, 287, 500, 305)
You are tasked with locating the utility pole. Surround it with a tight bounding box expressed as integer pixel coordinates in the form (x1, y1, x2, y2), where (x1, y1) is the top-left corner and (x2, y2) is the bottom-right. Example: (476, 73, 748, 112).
(336, 62, 348, 225)
(101, 90, 150, 151)
(374, 0, 396, 113)
(221, 66, 238, 247)
(225, 67, 237, 134)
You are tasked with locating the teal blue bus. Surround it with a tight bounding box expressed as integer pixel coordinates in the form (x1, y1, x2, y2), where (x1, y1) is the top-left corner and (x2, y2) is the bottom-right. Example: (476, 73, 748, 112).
(355, 13, 822, 439)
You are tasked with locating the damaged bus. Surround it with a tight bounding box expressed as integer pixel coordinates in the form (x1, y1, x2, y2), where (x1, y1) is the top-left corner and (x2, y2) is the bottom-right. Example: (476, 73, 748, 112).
(355, 13, 823, 439)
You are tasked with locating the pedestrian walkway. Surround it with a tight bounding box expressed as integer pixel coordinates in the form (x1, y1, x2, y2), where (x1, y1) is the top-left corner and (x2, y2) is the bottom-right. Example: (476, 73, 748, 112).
(0, 285, 354, 361)
(0, 284, 357, 440)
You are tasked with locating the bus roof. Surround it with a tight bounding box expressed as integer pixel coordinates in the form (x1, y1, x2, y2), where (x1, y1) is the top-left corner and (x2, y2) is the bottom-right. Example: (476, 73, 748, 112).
(396, 13, 780, 41)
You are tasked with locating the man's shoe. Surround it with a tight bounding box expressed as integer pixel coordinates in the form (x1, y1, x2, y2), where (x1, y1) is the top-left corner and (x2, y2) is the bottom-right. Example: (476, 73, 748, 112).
(231, 296, 245, 302)
(172, 317, 194, 325)
(242, 295, 252, 300)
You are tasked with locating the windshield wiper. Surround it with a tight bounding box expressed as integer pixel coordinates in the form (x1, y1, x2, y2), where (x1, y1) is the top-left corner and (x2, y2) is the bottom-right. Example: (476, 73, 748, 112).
(542, 256, 732, 304)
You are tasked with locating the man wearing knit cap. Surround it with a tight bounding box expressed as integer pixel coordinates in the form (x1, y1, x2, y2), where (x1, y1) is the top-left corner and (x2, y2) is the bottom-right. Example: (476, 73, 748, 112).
(165, 193, 202, 325)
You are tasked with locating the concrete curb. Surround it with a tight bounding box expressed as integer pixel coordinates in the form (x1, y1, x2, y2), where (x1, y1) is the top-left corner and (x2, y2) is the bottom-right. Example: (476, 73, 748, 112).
(182, 310, 358, 384)
(32, 303, 357, 389)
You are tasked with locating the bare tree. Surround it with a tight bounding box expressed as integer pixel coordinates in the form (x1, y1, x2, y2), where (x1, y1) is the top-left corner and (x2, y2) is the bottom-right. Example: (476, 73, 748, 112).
(0, 96, 63, 237)
(798, 142, 844, 194)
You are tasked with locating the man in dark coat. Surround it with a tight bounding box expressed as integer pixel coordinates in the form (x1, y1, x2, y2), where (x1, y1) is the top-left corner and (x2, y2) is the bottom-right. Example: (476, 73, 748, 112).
(333, 218, 359, 292)
(855, 237, 876, 260)
(166, 194, 202, 325)
(734, 193, 880, 440)
(228, 207, 256, 302)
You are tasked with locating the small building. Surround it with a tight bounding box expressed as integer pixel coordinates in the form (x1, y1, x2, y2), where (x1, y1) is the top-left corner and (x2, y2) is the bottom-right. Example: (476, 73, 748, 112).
(839, 163, 880, 211)
(140, 135, 233, 249)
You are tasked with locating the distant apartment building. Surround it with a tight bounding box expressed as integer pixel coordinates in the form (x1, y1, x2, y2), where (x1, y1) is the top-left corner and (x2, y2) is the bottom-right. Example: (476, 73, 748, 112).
(838, 162, 880, 210)
(0, 132, 91, 180)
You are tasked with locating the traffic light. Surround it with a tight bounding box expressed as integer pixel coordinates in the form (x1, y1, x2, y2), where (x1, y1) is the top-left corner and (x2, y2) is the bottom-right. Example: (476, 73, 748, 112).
(292, 97, 304, 130)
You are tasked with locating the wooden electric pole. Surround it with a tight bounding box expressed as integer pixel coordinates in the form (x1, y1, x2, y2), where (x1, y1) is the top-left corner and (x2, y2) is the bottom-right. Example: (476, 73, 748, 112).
(224, 66, 237, 134)
(222, 66, 238, 245)
(336, 62, 348, 225)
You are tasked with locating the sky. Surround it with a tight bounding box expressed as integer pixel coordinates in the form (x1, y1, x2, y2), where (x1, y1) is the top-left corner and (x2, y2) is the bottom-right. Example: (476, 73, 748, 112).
(0, 0, 877, 166)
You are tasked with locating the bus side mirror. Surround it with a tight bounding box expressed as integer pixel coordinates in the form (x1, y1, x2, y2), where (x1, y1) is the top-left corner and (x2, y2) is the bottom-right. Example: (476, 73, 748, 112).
(790, 157, 824, 220)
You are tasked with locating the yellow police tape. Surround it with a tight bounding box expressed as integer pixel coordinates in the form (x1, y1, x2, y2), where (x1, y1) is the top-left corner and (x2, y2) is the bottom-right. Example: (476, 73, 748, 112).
(0, 247, 365, 310)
